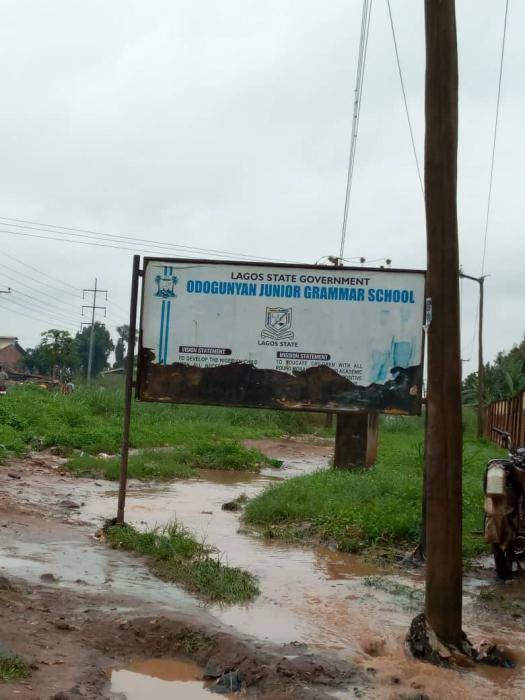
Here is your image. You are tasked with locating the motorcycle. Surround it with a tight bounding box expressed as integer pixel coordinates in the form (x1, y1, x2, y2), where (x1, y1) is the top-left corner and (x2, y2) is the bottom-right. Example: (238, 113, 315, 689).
(484, 427, 525, 579)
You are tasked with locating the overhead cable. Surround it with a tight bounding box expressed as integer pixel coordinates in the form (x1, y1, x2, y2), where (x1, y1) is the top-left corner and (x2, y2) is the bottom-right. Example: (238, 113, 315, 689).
(0, 216, 301, 265)
(0, 300, 78, 329)
(481, 0, 510, 275)
(0, 264, 124, 328)
(1, 250, 83, 295)
(0, 253, 125, 324)
(0, 263, 87, 314)
(0, 294, 80, 330)
(339, 0, 373, 260)
(386, 0, 424, 197)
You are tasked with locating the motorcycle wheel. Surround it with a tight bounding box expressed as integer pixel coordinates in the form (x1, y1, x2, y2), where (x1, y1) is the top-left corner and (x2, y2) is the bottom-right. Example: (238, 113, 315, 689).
(492, 543, 513, 580)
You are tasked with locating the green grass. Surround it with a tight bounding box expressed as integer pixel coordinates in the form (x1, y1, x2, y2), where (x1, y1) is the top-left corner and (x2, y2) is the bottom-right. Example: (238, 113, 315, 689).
(0, 383, 329, 460)
(244, 427, 506, 560)
(64, 440, 276, 480)
(65, 450, 196, 480)
(105, 521, 259, 603)
(0, 654, 30, 682)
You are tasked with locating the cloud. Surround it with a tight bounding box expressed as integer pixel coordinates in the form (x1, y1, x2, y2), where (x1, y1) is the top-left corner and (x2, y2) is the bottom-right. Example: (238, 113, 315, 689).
(0, 0, 522, 377)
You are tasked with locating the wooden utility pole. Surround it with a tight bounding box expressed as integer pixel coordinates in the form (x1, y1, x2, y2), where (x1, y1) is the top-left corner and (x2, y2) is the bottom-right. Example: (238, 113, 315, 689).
(424, 0, 463, 646)
(459, 270, 487, 439)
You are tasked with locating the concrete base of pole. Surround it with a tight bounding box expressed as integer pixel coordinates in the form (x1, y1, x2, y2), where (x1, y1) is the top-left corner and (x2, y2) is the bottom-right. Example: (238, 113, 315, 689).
(333, 412, 378, 469)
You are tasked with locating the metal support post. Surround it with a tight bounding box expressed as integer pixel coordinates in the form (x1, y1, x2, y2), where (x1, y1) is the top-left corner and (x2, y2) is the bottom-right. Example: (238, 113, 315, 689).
(117, 255, 141, 525)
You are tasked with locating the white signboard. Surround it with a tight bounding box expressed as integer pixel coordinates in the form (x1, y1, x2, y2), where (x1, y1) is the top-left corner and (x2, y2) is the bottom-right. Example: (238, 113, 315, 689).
(138, 259, 426, 414)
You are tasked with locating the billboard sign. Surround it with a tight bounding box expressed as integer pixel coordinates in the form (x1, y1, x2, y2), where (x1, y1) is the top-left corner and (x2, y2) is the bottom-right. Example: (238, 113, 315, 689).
(137, 259, 426, 414)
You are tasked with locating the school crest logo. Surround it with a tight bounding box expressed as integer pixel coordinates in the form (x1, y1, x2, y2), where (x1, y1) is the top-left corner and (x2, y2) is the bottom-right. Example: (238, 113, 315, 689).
(261, 307, 294, 340)
(154, 274, 178, 298)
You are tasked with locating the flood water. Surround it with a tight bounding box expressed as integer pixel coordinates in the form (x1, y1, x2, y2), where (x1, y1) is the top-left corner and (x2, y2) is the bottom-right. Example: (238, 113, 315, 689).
(82, 439, 390, 652)
(111, 658, 232, 699)
(3, 439, 525, 698)
(77, 438, 525, 698)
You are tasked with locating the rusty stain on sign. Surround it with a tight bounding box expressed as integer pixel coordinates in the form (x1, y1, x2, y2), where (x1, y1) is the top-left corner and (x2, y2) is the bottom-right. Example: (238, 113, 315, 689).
(137, 348, 422, 414)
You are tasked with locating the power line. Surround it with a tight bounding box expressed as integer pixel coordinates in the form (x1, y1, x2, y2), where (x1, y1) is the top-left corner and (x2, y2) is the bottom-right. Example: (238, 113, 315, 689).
(339, 0, 373, 259)
(1, 249, 82, 295)
(0, 299, 77, 329)
(0, 262, 124, 328)
(3, 286, 81, 325)
(481, 0, 510, 275)
(0, 216, 302, 264)
(1, 292, 120, 334)
(462, 2, 510, 368)
(0, 294, 79, 330)
(0, 263, 85, 313)
(0, 225, 303, 263)
(386, 0, 424, 197)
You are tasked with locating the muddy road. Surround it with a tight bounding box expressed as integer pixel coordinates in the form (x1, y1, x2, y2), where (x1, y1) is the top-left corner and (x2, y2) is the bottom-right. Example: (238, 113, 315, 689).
(1, 439, 525, 699)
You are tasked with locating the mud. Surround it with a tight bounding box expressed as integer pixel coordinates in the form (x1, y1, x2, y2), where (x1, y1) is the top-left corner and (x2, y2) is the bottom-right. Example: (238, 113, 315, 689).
(1, 442, 525, 699)
(0, 495, 364, 699)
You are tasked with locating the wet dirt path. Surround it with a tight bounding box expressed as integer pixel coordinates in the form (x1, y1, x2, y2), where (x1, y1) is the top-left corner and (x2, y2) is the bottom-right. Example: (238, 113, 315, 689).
(2, 439, 525, 699)
(83, 439, 386, 653)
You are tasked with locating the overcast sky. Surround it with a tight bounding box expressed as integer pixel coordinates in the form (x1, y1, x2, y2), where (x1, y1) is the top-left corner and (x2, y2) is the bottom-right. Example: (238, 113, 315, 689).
(0, 0, 522, 376)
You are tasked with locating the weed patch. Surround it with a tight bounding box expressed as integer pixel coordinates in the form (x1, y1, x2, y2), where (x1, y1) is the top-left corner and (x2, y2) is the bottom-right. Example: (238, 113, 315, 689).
(104, 521, 259, 603)
(66, 441, 275, 479)
(244, 430, 505, 560)
(0, 383, 329, 465)
(0, 653, 30, 682)
(65, 450, 196, 480)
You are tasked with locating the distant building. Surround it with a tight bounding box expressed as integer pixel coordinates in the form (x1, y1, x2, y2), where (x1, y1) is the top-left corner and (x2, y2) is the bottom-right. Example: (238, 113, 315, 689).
(0, 337, 25, 370)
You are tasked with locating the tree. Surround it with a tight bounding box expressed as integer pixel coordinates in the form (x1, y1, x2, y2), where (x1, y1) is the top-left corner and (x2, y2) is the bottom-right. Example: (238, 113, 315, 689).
(75, 323, 114, 378)
(25, 329, 80, 378)
(462, 336, 525, 404)
(114, 324, 129, 368)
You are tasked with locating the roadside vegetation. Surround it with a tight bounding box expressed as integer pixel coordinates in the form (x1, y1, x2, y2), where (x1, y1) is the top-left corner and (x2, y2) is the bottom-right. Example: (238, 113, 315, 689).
(244, 414, 505, 560)
(104, 520, 259, 603)
(0, 652, 31, 682)
(65, 443, 278, 480)
(463, 334, 524, 403)
(0, 382, 326, 472)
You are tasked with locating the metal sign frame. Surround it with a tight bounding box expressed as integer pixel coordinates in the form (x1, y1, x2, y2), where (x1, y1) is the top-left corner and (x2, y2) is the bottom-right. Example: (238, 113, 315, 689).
(117, 254, 426, 525)
(135, 256, 426, 415)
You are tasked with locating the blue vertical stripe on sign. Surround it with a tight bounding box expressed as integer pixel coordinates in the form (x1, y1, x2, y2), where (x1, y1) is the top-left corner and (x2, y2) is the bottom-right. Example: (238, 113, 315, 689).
(162, 266, 173, 364)
(159, 300, 166, 363)
(164, 300, 171, 363)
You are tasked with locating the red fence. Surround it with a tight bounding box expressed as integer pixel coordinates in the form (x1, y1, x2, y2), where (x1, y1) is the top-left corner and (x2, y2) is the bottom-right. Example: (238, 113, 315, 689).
(484, 390, 525, 448)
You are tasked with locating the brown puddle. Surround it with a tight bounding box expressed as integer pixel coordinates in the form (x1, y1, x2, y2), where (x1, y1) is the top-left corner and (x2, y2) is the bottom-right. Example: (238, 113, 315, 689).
(111, 658, 234, 699)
